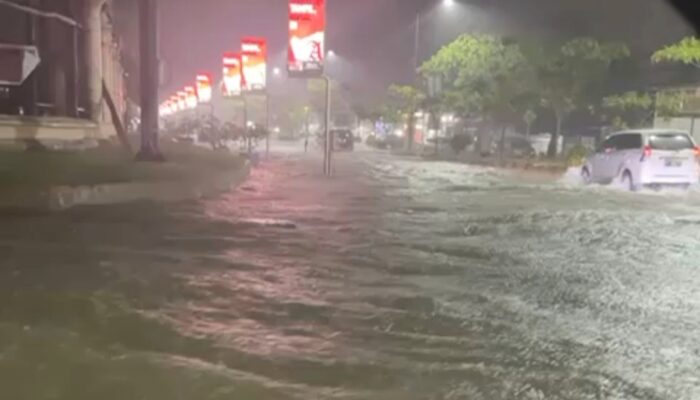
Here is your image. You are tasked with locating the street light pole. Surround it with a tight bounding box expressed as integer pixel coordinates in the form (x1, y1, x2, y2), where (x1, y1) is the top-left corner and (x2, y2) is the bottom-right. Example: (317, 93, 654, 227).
(323, 75, 332, 176)
(265, 93, 270, 155)
(414, 0, 455, 75)
(414, 11, 421, 73)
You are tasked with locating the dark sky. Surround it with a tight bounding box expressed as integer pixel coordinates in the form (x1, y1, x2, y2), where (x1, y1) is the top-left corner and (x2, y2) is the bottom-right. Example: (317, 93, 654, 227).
(116, 0, 694, 102)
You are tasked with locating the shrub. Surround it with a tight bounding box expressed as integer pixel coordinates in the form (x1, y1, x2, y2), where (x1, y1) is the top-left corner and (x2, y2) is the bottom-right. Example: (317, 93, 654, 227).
(566, 144, 590, 166)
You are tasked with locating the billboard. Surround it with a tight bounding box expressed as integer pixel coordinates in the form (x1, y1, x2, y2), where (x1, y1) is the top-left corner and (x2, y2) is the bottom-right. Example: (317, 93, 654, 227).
(288, 0, 325, 77)
(169, 95, 180, 113)
(241, 37, 267, 92)
(176, 91, 187, 111)
(222, 52, 243, 97)
(159, 102, 169, 118)
(195, 73, 213, 103)
(184, 86, 198, 109)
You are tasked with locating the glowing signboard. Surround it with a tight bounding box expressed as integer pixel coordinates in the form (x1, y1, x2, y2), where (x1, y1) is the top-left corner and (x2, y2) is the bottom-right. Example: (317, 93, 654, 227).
(184, 86, 198, 109)
(177, 91, 187, 111)
(288, 0, 325, 77)
(169, 95, 180, 114)
(195, 73, 213, 103)
(222, 52, 243, 97)
(241, 37, 267, 92)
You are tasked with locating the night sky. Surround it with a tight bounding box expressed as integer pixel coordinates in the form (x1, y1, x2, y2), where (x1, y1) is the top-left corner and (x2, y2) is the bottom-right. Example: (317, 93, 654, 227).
(114, 0, 694, 102)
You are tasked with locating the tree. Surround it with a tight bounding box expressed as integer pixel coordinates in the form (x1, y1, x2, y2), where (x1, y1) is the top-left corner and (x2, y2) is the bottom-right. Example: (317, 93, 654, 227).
(523, 109, 537, 138)
(421, 35, 533, 156)
(652, 37, 700, 68)
(602, 91, 654, 129)
(602, 91, 687, 129)
(387, 85, 425, 150)
(531, 38, 630, 157)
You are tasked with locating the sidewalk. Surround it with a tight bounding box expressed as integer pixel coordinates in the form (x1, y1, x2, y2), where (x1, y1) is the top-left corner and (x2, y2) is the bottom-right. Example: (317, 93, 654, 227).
(0, 142, 250, 211)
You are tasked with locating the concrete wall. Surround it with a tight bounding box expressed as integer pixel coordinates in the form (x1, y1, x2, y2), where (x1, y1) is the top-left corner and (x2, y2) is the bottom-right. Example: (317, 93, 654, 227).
(0, 115, 98, 144)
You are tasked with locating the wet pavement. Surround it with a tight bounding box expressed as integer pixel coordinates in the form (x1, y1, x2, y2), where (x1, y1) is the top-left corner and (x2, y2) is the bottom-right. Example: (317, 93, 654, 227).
(1, 146, 699, 399)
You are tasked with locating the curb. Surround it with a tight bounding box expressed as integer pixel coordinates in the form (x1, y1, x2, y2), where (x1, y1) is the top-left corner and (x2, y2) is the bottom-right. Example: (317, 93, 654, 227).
(1, 161, 251, 212)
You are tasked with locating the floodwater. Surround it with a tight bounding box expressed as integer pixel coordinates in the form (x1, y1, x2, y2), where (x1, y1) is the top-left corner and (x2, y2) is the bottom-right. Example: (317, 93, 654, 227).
(1, 146, 699, 399)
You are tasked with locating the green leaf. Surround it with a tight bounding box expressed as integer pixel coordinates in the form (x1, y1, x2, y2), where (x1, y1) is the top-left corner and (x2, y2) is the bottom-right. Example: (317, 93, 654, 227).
(652, 37, 700, 68)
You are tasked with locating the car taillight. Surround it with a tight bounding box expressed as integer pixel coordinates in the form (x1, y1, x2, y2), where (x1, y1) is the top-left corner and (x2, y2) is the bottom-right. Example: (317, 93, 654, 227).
(641, 145, 652, 161)
(694, 146, 700, 158)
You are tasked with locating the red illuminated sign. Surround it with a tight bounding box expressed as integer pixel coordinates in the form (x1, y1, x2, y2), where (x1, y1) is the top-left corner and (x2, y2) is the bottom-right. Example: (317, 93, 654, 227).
(195, 73, 213, 103)
(184, 86, 198, 109)
(222, 52, 243, 97)
(288, 0, 325, 77)
(241, 37, 267, 92)
(177, 91, 187, 111)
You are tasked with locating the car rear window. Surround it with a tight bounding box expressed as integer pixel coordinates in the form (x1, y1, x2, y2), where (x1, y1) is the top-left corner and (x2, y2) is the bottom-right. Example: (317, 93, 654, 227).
(649, 134, 694, 151)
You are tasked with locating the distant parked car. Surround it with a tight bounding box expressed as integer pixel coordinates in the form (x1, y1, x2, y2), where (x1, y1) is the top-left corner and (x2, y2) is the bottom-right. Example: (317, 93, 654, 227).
(582, 129, 700, 191)
(332, 129, 354, 151)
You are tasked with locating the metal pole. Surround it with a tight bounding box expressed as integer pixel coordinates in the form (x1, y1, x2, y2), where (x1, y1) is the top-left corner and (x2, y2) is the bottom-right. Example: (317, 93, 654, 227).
(414, 12, 420, 73)
(323, 75, 332, 176)
(70, 25, 80, 117)
(265, 93, 270, 155)
(304, 107, 309, 153)
(243, 95, 251, 155)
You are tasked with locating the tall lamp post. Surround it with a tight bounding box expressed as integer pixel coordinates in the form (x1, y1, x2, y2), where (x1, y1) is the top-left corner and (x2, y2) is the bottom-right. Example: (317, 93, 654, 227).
(414, 0, 456, 74)
(266, 67, 282, 155)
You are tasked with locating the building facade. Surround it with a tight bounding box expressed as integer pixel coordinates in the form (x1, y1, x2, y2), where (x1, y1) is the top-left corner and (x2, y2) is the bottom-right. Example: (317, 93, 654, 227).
(0, 0, 126, 142)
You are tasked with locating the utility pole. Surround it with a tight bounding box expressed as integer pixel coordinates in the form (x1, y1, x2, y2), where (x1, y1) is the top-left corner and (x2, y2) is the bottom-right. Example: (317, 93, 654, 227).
(136, 0, 164, 161)
(323, 75, 333, 176)
(241, 95, 253, 155)
(304, 106, 310, 153)
(414, 12, 421, 73)
(265, 94, 270, 155)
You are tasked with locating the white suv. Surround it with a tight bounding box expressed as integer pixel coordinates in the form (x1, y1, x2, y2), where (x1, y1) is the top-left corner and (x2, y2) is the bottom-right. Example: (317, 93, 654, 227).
(582, 129, 700, 190)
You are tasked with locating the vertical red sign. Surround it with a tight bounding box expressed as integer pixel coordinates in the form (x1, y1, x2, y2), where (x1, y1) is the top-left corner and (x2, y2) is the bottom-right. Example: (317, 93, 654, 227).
(177, 91, 187, 111)
(241, 37, 267, 92)
(222, 52, 243, 97)
(195, 73, 213, 103)
(184, 86, 198, 109)
(288, 0, 325, 77)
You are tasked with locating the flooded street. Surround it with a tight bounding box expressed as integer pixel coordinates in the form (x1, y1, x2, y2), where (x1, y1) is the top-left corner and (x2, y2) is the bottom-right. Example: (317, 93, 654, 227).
(1, 147, 700, 400)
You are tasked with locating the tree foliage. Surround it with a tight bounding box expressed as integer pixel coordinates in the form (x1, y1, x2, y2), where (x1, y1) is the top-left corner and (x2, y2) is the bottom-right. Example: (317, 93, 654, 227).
(602, 91, 687, 129)
(657, 92, 689, 119)
(603, 91, 654, 111)
(386, 84, 426, 149)
(602, 91, 654, 129)
(388, 85, 425, 114)
(531, 38, 630, 156)
(421, 35, 532, 123)
(652, 37, 700, 68)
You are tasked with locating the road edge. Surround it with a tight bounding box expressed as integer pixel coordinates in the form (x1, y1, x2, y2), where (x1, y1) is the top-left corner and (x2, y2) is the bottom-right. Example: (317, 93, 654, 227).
(0, 161, 251, 212)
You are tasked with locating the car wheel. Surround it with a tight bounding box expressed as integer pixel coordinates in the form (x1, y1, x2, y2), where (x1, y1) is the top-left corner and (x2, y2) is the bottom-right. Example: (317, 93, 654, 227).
(581, 167, 592, 185)
(621, 170, 637, 192)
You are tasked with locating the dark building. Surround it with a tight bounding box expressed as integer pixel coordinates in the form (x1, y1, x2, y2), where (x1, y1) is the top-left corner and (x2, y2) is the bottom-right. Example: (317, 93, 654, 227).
(0, 0, 127, 142)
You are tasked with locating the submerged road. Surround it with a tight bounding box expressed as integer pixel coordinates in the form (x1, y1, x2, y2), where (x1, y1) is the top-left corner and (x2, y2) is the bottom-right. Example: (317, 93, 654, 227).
(1, 145, 699, 399)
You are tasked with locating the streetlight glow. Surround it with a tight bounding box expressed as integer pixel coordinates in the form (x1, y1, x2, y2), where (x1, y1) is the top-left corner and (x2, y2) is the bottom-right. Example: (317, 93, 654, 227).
(443, 0, 455, 6)
(273, 67, 281, 76)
